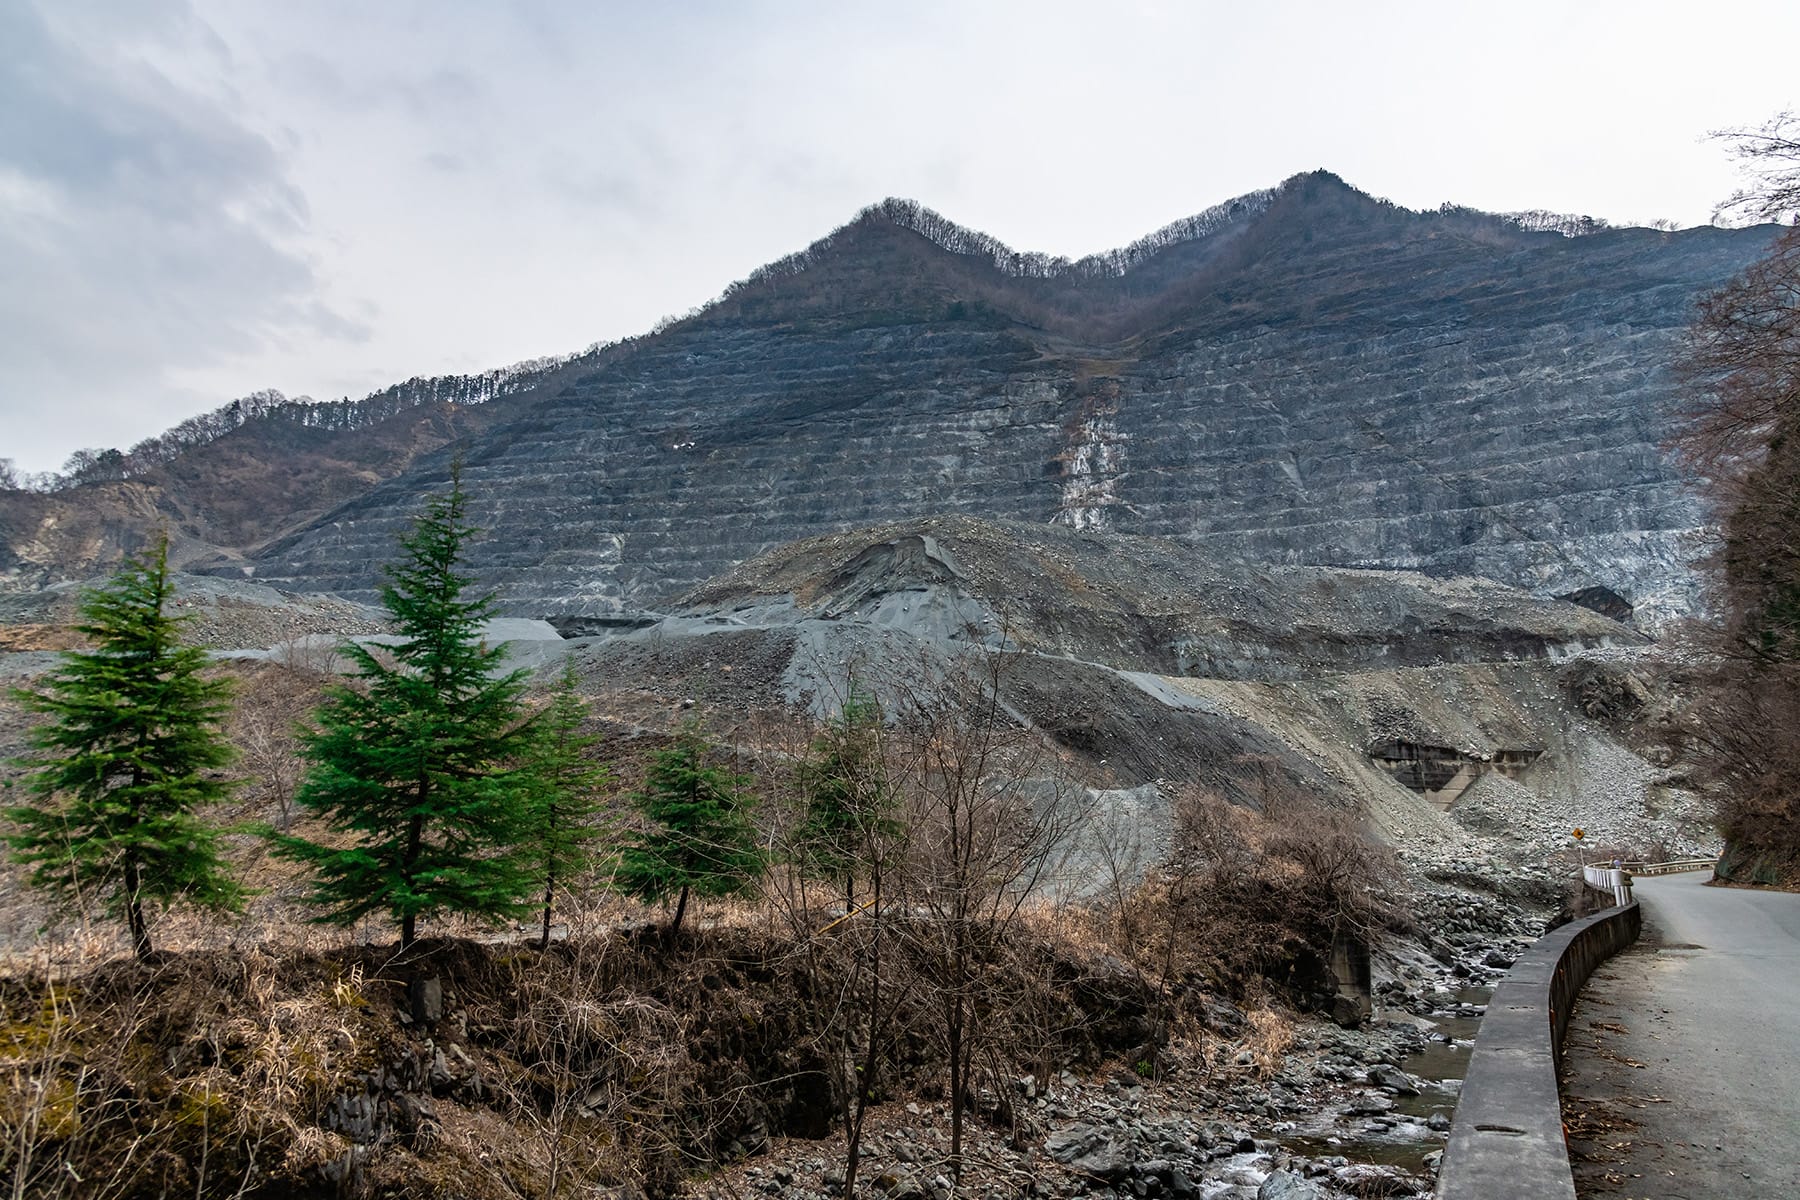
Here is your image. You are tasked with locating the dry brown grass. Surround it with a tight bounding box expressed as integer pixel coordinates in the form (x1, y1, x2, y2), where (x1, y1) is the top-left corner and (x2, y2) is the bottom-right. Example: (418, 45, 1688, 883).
(1242, 1005, 1295, 1079)
(0, 940, 385, 1199)
(0, 624, 87, 652)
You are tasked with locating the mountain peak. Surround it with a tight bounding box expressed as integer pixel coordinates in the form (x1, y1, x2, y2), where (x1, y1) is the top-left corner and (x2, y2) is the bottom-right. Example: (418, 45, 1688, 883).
(854, 189, 1281, 282)
(722, 184, 1288, 301)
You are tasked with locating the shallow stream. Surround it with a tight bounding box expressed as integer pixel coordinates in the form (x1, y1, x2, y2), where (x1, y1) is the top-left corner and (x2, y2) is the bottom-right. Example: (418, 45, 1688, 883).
(1279, 984, 1492, 1173)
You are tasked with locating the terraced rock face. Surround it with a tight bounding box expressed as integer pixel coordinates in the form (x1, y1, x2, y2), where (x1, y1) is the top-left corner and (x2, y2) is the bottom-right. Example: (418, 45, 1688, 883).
(231, 172, 1771, 620)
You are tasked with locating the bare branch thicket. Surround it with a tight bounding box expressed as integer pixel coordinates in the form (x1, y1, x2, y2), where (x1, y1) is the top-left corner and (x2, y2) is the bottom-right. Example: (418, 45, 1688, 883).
(889, 647, 1086, 1190)
(1664, 658, 1800, 883)
(1109, 776, 1399, 1043)
(1051, 772, 1208, 1086)
(757, 662, 920, 1199)
(1669, 118, 1800, 883)
(228, 658, 334, 833)
(486, 922, 693, 1199)
(1675, 227, 1800, 495)
(748, 647, 972, 1200)
(1712, 112, 1800, 226)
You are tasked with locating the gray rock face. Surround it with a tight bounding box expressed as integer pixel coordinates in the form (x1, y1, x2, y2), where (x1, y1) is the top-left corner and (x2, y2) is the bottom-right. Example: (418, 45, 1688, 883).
(685, 515, 1646, 683)
(234, 173, 1774, 621)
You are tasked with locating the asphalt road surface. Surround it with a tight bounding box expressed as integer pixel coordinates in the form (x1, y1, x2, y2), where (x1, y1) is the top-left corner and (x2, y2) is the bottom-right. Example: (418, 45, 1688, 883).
(1562, 871, 1800, 1198)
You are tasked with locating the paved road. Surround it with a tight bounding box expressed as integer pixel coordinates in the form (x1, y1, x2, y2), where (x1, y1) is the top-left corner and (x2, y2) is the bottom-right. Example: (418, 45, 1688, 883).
(1562, 872, 1800, 1198)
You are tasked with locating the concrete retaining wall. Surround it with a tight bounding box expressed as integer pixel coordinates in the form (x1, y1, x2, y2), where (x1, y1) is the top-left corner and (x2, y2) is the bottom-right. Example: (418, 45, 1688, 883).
(1436, 899, 1642, 1200)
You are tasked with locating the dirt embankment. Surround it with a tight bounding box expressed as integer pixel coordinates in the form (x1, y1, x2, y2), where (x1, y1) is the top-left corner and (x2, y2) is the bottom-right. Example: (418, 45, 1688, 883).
(0, 925, 1166, 1199)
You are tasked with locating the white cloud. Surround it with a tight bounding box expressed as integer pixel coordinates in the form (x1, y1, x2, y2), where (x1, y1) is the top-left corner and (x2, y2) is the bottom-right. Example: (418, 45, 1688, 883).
(0, 0, 363, 469)
(4, 0, 1799, 472)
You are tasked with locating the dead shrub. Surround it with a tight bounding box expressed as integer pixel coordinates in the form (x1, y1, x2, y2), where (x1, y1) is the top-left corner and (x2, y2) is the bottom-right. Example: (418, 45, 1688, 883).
(1116, 783, 1401, 1014)
(223, 658, 333, 832)
(1242, 1005, 1294, 1079)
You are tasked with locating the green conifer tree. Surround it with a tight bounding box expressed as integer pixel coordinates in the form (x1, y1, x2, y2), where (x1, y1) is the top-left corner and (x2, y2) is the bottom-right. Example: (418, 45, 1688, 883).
(616, 731, 762, 933)
(524, 660, 609, 948)
(5, 537, 242, 959)
(794, 693, 897, 908)
(276, 470, 535, 946)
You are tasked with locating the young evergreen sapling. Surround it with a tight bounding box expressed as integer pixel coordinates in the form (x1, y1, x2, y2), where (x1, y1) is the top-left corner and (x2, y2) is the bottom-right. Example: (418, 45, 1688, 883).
(524, 660, 610, 948)
(616, 730, 762, 933)
(794, 693, 897, 908)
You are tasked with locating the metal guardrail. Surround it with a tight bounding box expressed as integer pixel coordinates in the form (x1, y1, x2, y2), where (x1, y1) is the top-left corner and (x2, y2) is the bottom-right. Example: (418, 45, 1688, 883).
(1582, 864, 1633, 906)
(1577, 859, 1717, 904)
(1622, 858, 1718, 877)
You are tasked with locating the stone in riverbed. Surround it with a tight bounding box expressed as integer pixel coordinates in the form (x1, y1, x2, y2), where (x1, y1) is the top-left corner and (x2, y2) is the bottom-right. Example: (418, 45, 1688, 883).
(1330, 1164, 1424, 1196)
(1042, 1123, 1133, 1182)
(1366, 1064, 1421, 1095)
(1258, 1171, 1328, 1200)
(1340, 1093, 1394, 1117)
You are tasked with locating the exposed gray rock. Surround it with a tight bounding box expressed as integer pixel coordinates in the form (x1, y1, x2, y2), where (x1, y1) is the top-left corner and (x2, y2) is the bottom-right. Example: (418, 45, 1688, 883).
(1366, 1065, 1421, 1095)
(1340, 1094, 1395, 1117)
(1257, 1170, 1327, 1200)
(226, 175, 1774, 628)
(1043, 1123, 1134, 1181)
(408, 978, 443, 1026)
(1330, 1163, 1424, 1195)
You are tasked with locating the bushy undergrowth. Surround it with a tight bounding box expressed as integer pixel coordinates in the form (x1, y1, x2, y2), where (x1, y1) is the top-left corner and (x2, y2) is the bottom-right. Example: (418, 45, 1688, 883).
(0, 798, 1400, 1199)
(0, 914, 1166, 1200)
(1100, 787, 1403, 1053)
(2, 654, 1408, 1197)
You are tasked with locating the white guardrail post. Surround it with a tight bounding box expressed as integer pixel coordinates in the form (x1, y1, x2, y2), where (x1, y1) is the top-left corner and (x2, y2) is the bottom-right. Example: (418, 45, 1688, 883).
(1582, 863, 1632, 906)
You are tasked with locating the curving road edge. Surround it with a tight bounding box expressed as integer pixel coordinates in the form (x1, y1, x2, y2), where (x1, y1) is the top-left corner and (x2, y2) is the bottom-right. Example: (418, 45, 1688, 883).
(1560, 871, 1800, 1197)
(1436, 898, 1642, 1200)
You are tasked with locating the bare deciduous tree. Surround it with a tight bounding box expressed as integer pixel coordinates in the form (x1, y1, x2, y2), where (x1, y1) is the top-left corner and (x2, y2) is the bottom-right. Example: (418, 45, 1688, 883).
(763, 677, 914, 1198)
(1712, 111, 1800, 226)
(1671, 114, 1800, 882)
(891, 650, 1081, 1190)
(230, 657, 331, 832)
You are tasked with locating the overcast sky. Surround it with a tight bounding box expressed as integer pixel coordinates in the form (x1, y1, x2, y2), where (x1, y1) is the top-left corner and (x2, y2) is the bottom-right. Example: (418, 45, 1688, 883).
(3, 0, 1796, 474)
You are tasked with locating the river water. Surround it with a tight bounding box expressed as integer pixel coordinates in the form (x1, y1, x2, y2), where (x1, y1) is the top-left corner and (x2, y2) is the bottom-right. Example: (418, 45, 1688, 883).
(1280, 984, 1493, 1173)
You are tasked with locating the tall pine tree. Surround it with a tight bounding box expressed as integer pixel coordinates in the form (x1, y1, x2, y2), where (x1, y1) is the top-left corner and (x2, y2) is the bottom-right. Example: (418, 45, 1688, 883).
(616, 730, 762, 933)
(277, 469, 536, 946)
(524, 660, 609, 948)
(6, 537, 242, 959)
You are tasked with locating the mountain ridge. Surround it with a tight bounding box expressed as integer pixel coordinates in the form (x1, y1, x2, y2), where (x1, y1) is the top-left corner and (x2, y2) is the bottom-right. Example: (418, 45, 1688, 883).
(2, 174, 1779, 621)
(2, 168, 1739, 496)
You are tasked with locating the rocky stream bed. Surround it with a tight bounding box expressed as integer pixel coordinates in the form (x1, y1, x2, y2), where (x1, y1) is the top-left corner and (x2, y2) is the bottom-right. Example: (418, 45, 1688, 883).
(686, 856, 1554, 1200)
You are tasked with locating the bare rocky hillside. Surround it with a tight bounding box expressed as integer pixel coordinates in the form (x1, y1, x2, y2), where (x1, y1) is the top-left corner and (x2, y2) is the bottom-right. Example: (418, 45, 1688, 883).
(550, 516, 1712, 869)
(234, 173, 1771, 626)
(3, 173, 1774, 630)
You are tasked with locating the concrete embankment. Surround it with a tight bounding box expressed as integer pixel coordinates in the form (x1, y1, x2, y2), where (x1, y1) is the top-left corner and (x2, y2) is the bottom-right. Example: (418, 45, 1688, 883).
(1436, 898, 1641, 1200)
